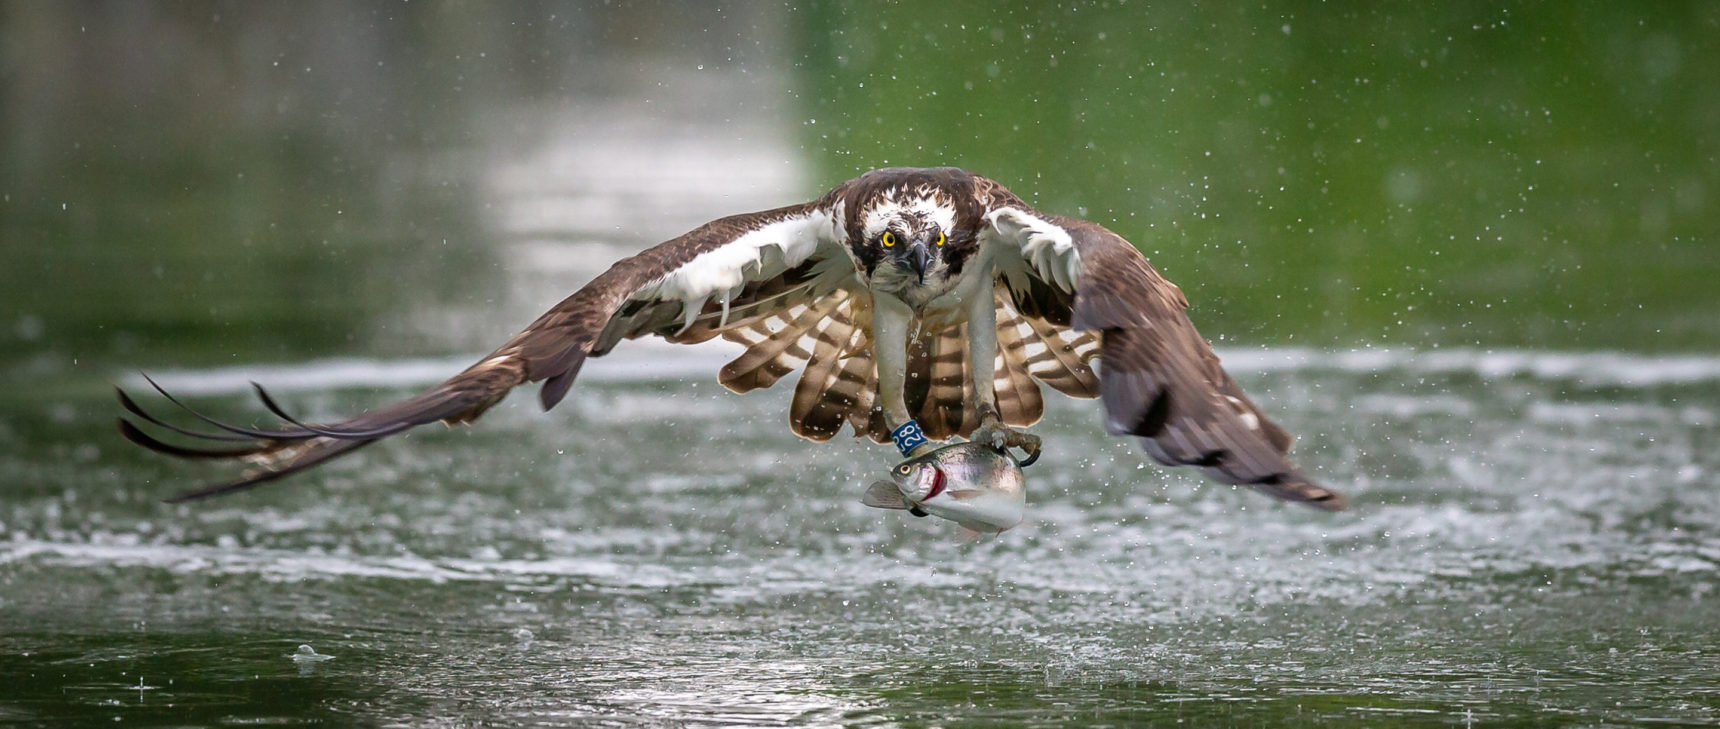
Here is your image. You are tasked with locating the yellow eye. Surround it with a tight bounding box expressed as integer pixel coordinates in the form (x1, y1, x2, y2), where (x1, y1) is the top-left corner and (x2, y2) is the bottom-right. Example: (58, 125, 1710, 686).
(882, 232, 897, 247)
(935, 231, 946, 246)
(897, 464, 912, 475)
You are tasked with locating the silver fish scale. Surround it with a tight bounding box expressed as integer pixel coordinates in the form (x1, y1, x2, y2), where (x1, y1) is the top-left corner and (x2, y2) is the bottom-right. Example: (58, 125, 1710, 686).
(907, 443, 1025, 497)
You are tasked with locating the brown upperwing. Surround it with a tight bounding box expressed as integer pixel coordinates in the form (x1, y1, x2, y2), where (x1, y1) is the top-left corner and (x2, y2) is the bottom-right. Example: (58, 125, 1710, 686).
(976, 177, 1345, 511)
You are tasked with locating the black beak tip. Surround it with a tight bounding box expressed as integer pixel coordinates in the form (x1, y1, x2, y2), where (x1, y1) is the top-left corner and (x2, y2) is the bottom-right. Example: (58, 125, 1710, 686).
(908, 242, 932, 282)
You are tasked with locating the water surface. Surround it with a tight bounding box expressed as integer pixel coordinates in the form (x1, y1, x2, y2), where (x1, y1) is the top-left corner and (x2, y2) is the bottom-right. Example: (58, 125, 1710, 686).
(5, 348, 1718, 726)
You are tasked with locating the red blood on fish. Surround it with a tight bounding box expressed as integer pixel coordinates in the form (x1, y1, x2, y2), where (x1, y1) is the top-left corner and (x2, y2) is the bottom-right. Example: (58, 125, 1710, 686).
(924, 467, 946, 500)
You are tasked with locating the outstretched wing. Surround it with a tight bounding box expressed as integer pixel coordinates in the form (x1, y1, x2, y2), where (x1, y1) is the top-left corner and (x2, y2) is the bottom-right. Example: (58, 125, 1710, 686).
(122, 198, 858, 502)
(976, 179, 1345, 511)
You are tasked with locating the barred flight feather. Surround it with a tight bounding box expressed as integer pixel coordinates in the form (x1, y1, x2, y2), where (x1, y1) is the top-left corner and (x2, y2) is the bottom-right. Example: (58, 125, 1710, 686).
(1020, 313, 1101, 398)
(992, 299, 1046, 427)
(717, 293, 844, 393)
(789, 296, 867, 440)
(841, 354, 886, 441)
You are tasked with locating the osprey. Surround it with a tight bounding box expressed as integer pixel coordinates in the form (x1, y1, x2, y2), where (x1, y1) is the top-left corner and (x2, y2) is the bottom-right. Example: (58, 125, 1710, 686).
(120, 167, 1345, 510)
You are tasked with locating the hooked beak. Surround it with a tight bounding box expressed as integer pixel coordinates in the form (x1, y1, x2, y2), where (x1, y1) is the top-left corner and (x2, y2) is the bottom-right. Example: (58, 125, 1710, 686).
(908, 241, 932, 284)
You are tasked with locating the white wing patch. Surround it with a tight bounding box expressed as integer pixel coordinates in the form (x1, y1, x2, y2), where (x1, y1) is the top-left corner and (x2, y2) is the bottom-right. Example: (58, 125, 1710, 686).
(634, 210, 835, 320)
(986, 207, 1082, 293)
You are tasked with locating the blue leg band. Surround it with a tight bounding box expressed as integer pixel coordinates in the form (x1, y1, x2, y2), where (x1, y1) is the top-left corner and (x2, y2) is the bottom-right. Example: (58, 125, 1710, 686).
(891, 421, 929, 456)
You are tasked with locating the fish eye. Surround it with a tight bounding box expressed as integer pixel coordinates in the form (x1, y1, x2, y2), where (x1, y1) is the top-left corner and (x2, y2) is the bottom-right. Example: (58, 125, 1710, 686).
(935, 231, 946, 246)
(882, 231, 897, 248)
(896, 464, 912, 475)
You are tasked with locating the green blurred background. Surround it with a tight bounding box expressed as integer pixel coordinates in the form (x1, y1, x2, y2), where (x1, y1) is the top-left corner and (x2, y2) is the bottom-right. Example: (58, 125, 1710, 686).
(3, 1, 1716, 384)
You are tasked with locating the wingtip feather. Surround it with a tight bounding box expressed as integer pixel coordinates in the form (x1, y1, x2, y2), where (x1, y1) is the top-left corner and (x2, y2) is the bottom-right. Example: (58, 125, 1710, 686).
(1257, 472, 1348, 512)
(117, 418, 268, 460)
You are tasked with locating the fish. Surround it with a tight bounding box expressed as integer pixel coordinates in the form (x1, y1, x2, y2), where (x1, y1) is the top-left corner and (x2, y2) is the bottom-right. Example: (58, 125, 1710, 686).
(860, 442, 1028, 540)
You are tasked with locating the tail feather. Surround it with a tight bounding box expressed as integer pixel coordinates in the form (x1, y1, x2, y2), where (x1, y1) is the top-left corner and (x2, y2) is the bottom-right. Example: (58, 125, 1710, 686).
(1249, 469, 1347, 510)
(938, 324, 975, 439)
(906, 323, 972, 441)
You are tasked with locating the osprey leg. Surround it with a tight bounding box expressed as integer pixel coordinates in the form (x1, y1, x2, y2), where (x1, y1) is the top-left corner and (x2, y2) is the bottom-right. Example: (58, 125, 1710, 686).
(872, 291, 936, 457)
(962, 270, 1043, 456)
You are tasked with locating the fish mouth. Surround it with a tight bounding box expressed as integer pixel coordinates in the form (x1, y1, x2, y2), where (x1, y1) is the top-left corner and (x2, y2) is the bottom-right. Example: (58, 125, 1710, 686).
(923, 467, 947, 501)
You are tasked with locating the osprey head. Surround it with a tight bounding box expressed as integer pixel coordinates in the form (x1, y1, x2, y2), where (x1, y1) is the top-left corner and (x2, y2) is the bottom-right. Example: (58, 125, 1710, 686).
(856, 185, 963, 290)
(877, 216, 949, 285)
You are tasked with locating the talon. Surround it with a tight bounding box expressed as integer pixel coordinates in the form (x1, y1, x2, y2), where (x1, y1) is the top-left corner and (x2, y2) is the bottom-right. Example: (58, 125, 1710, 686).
(1004, 432, 1042, 468)
(970, 420, 1008, 450)
(1011, 431, 1042, 452)
(970, 420, 1041, 466)
(1014, 441, 1042, 468)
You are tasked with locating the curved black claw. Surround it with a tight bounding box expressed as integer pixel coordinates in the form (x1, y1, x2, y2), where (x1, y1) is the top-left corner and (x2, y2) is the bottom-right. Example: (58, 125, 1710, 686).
(1013, 444, 1041, 469)
(981, 442, 1039, 468)
(970, 422, 1042, 469)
